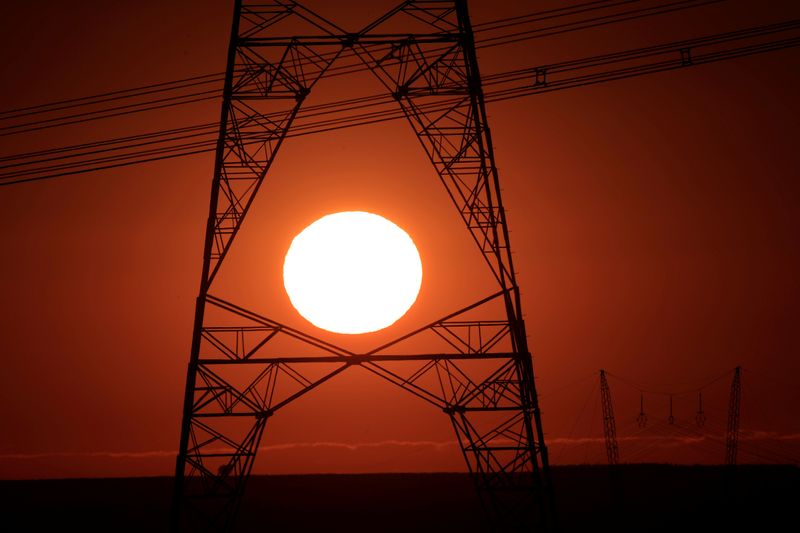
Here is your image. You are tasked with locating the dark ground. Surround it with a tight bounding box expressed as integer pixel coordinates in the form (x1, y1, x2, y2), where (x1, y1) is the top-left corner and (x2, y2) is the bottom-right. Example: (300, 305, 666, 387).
(1, 465, 797, 532)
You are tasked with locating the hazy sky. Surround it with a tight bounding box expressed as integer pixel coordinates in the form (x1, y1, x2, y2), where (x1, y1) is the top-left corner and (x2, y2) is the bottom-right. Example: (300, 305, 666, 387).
(1, 0, 799, 478)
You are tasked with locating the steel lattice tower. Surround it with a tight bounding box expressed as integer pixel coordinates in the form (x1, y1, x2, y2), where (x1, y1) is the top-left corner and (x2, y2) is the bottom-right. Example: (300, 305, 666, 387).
(725, 366, 742, 465)
(599, 369, 619, 465)
(172, 1, 553, 530)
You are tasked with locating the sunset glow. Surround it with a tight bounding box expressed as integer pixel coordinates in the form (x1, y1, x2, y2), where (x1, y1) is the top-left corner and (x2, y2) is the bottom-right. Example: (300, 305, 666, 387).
(283, 211, 422, 334)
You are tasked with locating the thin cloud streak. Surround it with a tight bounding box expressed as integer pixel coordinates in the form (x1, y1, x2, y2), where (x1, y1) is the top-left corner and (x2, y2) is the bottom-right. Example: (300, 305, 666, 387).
(2, 432, 798, 461)
(258, 439, 458, 452)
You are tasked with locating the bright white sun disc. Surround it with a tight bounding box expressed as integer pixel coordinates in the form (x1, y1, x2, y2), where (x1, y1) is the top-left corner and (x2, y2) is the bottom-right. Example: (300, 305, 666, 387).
(283, 211, 423, 334)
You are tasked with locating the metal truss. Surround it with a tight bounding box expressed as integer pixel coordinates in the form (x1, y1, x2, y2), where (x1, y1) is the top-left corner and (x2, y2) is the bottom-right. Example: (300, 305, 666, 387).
(599, 369, 619, 465)
(173, 1, 554, 531)
(725, 366, 741, 465)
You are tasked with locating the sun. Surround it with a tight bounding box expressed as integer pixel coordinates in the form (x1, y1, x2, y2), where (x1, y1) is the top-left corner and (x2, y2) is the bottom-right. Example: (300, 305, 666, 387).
(283, 211, 423, 334)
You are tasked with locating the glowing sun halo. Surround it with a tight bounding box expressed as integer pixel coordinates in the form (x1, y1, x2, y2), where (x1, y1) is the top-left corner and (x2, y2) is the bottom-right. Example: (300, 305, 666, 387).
(283, 211, 423, 334)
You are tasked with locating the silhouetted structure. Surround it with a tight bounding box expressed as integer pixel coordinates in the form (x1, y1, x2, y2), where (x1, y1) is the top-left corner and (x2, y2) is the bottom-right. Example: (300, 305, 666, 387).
(636, 392, 647, 429)
(171, 1, 554, 531)
(668, 394, 675, 425)
(598, 366, 758, 465)
(695, 391, 706, 427)
(599, 370, 619, 465)
(725, 366, 742, 465)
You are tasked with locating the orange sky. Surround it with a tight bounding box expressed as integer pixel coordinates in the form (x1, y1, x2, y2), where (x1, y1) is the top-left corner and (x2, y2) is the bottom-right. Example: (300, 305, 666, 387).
(1, 0, 799, 479)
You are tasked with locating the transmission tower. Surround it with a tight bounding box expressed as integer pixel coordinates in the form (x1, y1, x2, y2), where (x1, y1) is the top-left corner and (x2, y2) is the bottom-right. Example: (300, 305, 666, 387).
(668, 394, 675, 425)
(695, 391, 706, 427)
(725, 366, 742, 465)
(599, 370, 619, 465)
(636, 392, 647, 428)
(171, 1, 554, 531)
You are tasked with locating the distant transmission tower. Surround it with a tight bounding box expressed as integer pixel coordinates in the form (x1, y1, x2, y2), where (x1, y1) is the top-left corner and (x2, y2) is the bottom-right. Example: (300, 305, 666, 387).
(695, 391, 706, 427)
(171, 1, 554, 531)
(725, 366, 742, 465)
(599, 370, 619, 465)
(636, 392, 647, 428)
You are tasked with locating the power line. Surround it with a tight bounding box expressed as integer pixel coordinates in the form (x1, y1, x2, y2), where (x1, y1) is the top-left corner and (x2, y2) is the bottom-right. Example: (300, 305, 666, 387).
(605, 368, 735, 396)
(0, 0, 717, 129)
(591, 368, 800, 465)
(478, 0, 726, 49)
(2, 16, 797, 186)
(473, 0, 639, 33)
(0, 122, 218, 164)
(0, 71, 226, 119)
(0, 91, 219, 138)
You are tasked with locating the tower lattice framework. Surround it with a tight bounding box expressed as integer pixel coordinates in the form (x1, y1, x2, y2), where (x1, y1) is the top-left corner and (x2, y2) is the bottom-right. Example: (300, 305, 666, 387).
(172, 1, 553, 530)
(599, 369, 619, 465)
(725, 366, 742, 465)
